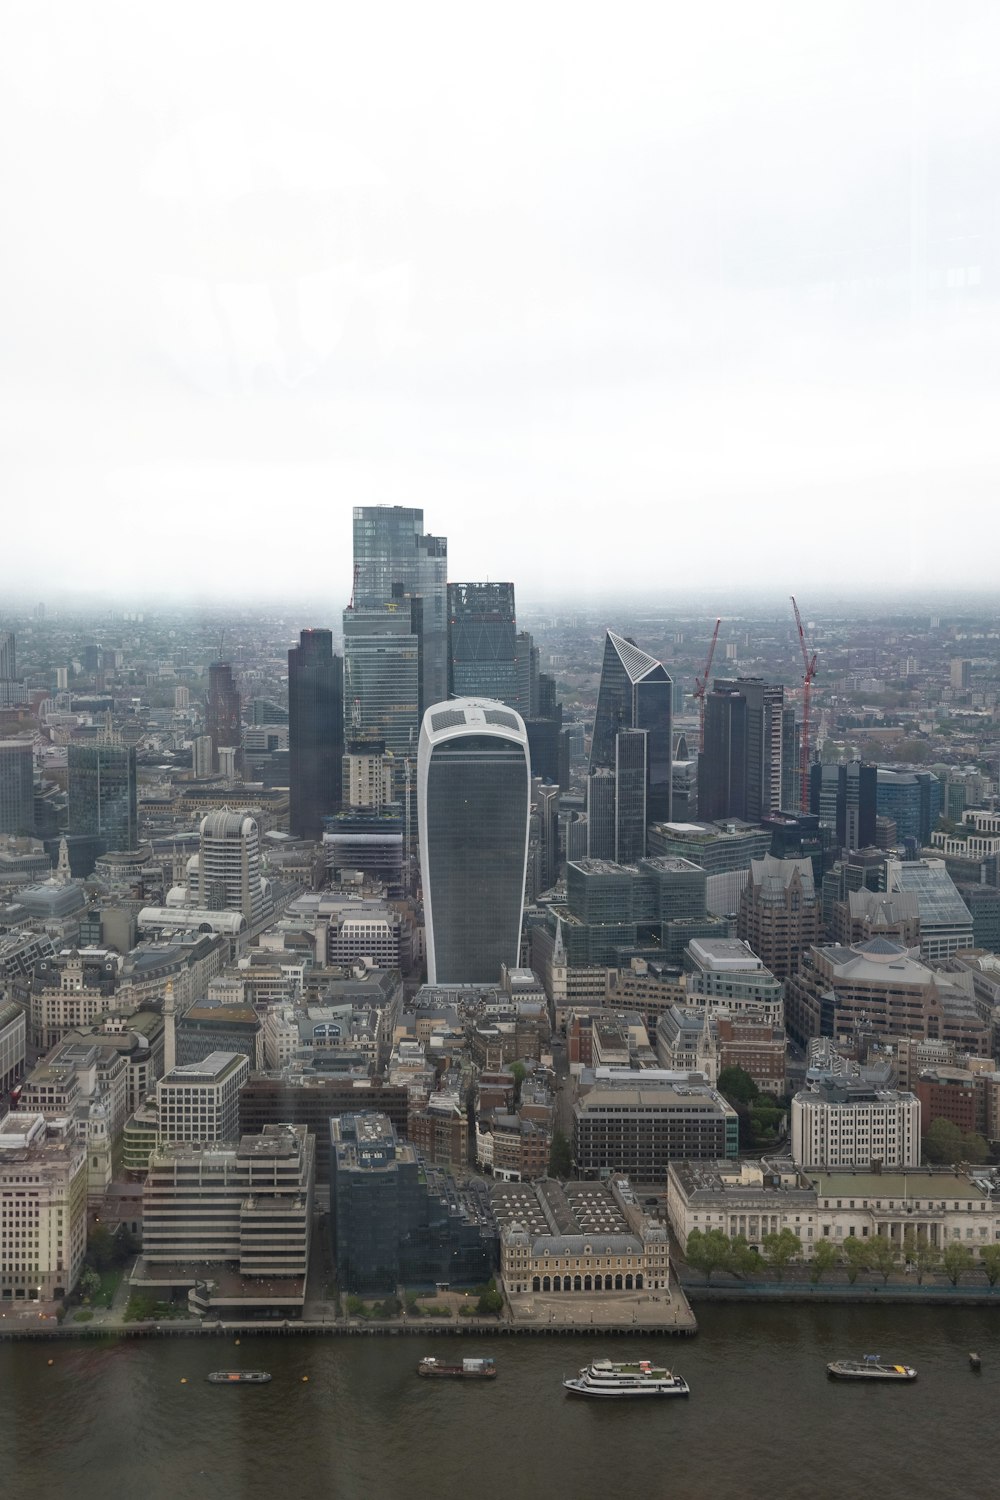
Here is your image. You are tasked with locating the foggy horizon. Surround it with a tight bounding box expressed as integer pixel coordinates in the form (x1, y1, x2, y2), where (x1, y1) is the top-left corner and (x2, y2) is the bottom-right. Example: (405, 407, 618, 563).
(5, 3, 1000, 599)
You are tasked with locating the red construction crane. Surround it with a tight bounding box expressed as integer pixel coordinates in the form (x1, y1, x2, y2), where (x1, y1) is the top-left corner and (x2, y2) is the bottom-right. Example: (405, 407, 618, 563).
(694, 618, 722, 754)
(791, 595, 818, 811)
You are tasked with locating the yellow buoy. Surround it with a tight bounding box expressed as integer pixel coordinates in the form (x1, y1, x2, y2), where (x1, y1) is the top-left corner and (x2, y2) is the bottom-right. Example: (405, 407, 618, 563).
(48, 1359, 54, 1366)
(302, 1375, 309, 1382)
(180, 1378, 187, 1384)
(234, 1338, 240, 1346)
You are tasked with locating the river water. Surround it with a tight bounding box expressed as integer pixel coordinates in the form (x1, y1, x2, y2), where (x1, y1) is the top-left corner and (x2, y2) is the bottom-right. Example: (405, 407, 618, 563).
(3, 1305, 999, 1499)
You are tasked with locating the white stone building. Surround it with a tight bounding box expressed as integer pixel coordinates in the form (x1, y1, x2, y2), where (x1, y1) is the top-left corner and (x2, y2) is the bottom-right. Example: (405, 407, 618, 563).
(791, 1079, 920, 1169)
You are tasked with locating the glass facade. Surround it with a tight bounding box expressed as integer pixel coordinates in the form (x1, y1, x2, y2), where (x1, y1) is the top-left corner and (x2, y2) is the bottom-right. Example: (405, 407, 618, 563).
(67, 742, 137, 851)
(447, 581, 518, 705)
(0, 741, 34, 836)
(352, 506, 448, 712)
(590, 631, 673, 833)
(342, 607, 420, 759)
(288, 629, 343, 839)
(419, 707, 529, 985)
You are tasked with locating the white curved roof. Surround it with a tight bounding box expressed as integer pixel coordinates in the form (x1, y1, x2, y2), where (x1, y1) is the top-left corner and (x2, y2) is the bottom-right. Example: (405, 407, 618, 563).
(419, 697, 528, 749)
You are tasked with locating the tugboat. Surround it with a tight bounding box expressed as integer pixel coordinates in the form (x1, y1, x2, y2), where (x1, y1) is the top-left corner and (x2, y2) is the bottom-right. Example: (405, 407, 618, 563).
(827, 1355, 916, 1382)
(563, 1358, 690, 1399)
(207, 1371, 272, 1384)
(417, 1357, 497, 1380)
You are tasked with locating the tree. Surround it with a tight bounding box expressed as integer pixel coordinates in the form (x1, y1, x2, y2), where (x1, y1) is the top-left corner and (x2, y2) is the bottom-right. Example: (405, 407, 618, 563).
(510, 1061, 526, 1105)
(810, 1239, 839, 1285)
(979, 1244, 1000, 1287)
(717, 1067, 759, 1106)
(79, 1267, 101, 1301)
(902, 1231, 940, 1285)
(727, 1234, 760, 1280)
(867, 1233, 898, 1285)
(843, 1236, 871, 1284)
(961, 1132, 990, 1165)
(925, 1119, 965, 1166)
(761, 1229, 801, 1282)
(476, 1280, 504, 1317)
(684, 1228, 732, 1283)
(942, 1242, 973, 1286)
(548, 1128, 572, 1178)
(86, 1224, 115, 1272)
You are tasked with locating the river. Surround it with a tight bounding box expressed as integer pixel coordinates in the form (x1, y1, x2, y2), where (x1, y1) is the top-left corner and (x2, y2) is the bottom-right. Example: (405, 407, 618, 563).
(2, 1305, 998, 1499)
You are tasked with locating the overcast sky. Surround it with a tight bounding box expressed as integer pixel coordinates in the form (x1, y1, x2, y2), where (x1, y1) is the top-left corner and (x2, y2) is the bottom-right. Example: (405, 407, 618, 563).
(3, 2, 999, 612)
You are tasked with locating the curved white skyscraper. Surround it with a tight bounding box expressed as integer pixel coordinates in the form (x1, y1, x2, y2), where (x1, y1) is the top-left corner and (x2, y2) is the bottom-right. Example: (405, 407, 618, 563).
(418, 699, 530, 985)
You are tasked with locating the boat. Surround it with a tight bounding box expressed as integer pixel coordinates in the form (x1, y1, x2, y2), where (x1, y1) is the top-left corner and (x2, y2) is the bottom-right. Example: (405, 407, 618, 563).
(826, 1356, 916, 1382)
(417, 1357, 497, 1380)
(563, 1358, 690, 1399)
(206, 1370, 272, 1385)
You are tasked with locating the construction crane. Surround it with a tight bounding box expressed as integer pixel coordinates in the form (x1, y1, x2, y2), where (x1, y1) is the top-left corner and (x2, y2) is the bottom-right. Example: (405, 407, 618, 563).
(790, 595, 818, 811)
(693, 618, 722, 754)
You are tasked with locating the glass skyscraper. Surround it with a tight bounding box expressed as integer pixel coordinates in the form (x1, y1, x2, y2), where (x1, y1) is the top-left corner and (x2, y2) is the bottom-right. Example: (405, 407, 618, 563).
(0, 739, 34, 836)
(342, 605, 421, 759)
(590, 630, 673, 833)
(67, 741, 137, 851)
(447, 581, 518, 706)
(352, 506, 448, 713)
(288, 628, 343, 840)
(418, 698, 530, 984)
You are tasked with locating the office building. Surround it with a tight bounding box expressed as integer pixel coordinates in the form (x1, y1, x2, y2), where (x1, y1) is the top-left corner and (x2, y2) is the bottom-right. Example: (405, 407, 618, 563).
(343, 738, 394, 810)
(590, 631, 673, 829)
(330, 1113, 494, 1293)
(784, 938, 989, 1054)
(67, 740, 138, 855)
(0, 740, 34, 836)
(192, 735, 213, 778)
(684, 938, 785, 1024)
(885, 859, 973, 962)
(138, 1124, 314, 1315)
(447, 582, 518, 705)
(699, 678, 784, 823)
(323, 803, 405, 894)
(155, 1051, 249, 1144)
(239, 1076, 409, 1183)
(342, 604, 421, 758)
(737, 855, 822, 981)
(573, 1076, 739, 1176)
(206, 663, 241, 773)
(418, 699, 530, 984)
(192, 808, 270, 928)
(288, 628, 343, 839)
(647, 819, 772, 874)
(0, 631, 27, 708)
(614, 727, 648, 863)
(0, 1114, 88, 1301)
(876, 769, 943, 848)
(175, 999, 262, 1069)
(810, 761, 877, 851)
(352, 505, 448, 713)
(0, 1001, 26, 1094)
(790, 1079, 920, 1169)
(780, 708, 800, 813)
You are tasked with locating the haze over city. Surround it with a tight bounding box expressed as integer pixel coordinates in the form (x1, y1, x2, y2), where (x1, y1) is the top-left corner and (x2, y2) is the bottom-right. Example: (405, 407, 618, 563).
(4, 1, 1000, 601)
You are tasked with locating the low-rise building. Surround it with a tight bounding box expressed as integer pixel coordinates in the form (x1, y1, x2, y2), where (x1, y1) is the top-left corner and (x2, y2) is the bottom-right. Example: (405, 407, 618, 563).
(573, 1074, 739, 1177)
(492, 1176, 669, 1295)
(668, 1157, 1000, 1259)
(0, 999, 26, 1093)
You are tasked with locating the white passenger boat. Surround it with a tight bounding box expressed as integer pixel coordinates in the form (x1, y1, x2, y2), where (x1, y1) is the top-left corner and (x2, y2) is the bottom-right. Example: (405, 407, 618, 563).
(563, 1358, 690, 1399)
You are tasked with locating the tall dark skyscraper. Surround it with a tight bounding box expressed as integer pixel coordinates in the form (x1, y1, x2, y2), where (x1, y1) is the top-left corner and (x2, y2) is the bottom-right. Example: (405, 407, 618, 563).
(418, 698, 530, 984)
(699, 678, 783, 823)
(589, 631, 673, 837)
(447, 582, 518, 705)
(0, 739, 34, 835)
(288, 629, 343, 840)
(68, 739, 137, 851)
(206, 662, 241, 773)
(352, 506, 448, 714)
